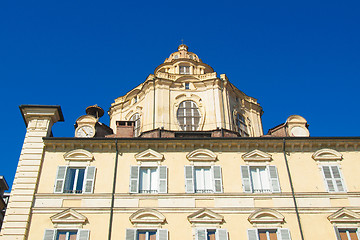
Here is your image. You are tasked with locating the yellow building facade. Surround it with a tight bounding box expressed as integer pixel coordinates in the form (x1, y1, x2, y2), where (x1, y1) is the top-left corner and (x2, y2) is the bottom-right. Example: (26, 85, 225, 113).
(1, 45, 360, 240)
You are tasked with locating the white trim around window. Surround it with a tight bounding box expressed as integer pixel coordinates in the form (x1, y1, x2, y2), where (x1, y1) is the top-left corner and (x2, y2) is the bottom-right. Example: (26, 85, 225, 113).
(247, 228, 291, 240)
(43, 229, 89, 240)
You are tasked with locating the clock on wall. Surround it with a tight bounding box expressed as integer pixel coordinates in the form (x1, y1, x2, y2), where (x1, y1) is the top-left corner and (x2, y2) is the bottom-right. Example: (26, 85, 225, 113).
(75, 125, 95, 138)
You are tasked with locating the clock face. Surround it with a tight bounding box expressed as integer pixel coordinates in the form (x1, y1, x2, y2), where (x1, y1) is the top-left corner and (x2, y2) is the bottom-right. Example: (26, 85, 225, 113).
(76, 125, 95, 138)
(290, 126, 308, 137)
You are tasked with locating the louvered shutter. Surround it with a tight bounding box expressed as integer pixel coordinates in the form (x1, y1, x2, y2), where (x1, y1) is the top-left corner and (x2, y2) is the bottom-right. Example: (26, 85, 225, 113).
(268, 166, 281, 193)
(185, 166, 195, 193)
(322, 166, 335, 192)
(77, 229, 90, 240)
(196, 229, 206, 240)
(126, 229, 137, 240)
(158, 166, 168, 193)
(247, 229, 259, 240)
(241, 166, 252, 193)
(212, 166, 223, 193)
(216, 229, 228, 240)
(130, 166, 140, 193)
(43, 229, 56, 240)
(334, 227, 341, 240)
(331, 166, 346, 192)
(277, 229, 291, 240)
(54, 166, 67, 193)
(157, 229, 168, 240)
(83, 166, 96, 193)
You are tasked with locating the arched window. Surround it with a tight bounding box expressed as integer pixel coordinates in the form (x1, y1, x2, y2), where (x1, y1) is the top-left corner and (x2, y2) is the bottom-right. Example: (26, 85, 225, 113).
(236, 113, 249, 137)
(130, 113, 141, 137)
(177, 101, 201, 131)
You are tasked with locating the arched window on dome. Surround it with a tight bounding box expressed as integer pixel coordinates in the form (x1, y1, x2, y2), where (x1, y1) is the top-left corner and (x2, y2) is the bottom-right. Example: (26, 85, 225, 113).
(177, 101, 201, 131)
(130, 113, 141, 137)
(236, 113, 249, 137)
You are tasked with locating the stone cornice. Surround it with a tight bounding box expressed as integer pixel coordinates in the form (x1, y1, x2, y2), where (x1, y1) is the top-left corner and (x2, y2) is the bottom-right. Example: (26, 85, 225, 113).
(43, 137, 360, 152)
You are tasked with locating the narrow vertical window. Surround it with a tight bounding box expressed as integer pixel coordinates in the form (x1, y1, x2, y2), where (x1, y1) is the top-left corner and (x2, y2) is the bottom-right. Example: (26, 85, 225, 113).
(185, 82, 190, 89)
(236, 113, 249, 137)
(321, 165, 346, 192)
(64, 168, 85, 193)
(130, 113, 141, 137)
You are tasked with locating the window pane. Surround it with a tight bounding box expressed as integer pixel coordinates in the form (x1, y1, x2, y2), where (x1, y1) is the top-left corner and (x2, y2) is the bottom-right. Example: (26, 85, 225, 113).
(64, 169, 76, 193)
(149, 232, 157, 240)
(138, 232, 146, 240)
(207, 231, 216, 240)
(140, 168, 150, 192)
(76, 169, 85, 192)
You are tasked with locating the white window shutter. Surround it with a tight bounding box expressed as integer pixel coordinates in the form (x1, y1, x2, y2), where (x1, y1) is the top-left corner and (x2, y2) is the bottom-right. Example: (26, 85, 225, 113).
(54, 166, 67, 193)
(130, 166, 140, 193)
(126, 229, 137, 240)
(77, 229, 90, 240)
(158, 166, 168, 193)
(43, 229, 56, 240)
(322, 166, 335, 192)
(331, 165, 346, 192)
(241, 166, 252, 193)
(247, 229, 259, 240)
(212, 166, 223, 193)
(83, 166, 96, 193)
(216, 229, 228, 240)
(268, 166, 281, 193)
(278, 228, 291, 240)
(196, 229, 207, 240)
(157, 229, 168, 240)
(185, 165, 195, 193)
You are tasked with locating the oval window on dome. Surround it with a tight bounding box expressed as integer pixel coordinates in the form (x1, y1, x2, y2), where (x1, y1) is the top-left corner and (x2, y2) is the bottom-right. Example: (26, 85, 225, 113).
(177, 101, 201, 131)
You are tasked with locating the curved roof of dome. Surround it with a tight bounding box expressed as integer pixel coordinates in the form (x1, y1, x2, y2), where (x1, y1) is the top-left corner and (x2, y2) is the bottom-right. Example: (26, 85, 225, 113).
(164, 44, 202, 63)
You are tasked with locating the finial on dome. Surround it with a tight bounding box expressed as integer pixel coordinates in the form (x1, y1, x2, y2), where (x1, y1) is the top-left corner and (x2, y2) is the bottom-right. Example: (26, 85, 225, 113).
(86, 104, 104, 119)
(178, 43, 188, 51)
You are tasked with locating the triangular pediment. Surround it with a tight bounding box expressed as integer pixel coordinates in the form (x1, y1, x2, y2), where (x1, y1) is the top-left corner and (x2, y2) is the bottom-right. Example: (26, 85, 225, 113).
(312, 149, 343, 161)
(187, 149, 217, 161)
(51, 209, 87, 225)
(328, 208, 360, 223)
(248, 209, 284, 225)
(135, 149, 164, 161)
(242, 149, 272, 161)
(130, 208, 166, 225)
(63, 149, 94, 161)
(188, 208, 223, 224)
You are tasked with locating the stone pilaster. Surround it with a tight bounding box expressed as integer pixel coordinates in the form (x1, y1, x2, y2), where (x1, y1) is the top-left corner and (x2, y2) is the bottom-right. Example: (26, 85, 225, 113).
(0, 105, 63, 240)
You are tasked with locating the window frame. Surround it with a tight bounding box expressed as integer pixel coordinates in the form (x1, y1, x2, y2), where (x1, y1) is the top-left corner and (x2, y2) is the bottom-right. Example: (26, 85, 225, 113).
(247, 228, 291, 240)
(130, 113, 141, 137)
(54, 166, 96, 194)
(335, 227, 360, 240)
(195, 228, 228, 240)
(129, 166, 167, 194)
(241, 165, 281, 193)
(184, 165, 223, 194)
(177, 100, 201, 131)
(179, 65, 190, 74)
(43, 229, 90, 240)
(320, 165, 346, 193)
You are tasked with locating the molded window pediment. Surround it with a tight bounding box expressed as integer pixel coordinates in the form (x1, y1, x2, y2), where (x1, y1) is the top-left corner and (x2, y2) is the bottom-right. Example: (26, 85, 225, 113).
(135, 149, 164, 161)
(187, 149, 217, 161)
(50, 209, 87, 228)
(188, 208, 224, 224)
(63, 149, 94, 162)
(129, 209, 166, 227)
(328, 208, 360, 224)
(312, 148, 343, 161)
(242, 149, 272, 162)
(248, 209, 284, 227)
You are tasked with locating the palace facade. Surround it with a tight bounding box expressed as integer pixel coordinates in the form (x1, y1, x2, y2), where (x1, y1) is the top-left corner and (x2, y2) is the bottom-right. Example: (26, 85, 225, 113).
(1, 45, 360, 240)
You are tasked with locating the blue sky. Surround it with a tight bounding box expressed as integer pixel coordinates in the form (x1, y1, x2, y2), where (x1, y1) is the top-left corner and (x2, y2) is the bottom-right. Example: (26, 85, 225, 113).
(1, 1, 359, 189)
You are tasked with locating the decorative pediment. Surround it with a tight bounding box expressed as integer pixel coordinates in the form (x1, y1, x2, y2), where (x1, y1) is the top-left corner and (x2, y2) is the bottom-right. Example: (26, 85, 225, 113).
(187, 208, 224, 224)
(187, 149, 217, 161)
(50, 209, 87, 228)
(248, 209, 284, 227)
(328, 208, 360, 223)
(63, 149, 94, 161)
(242, 149, 272, 162)
(130, 209, 166, 226)
(312, 149, 343, 161)
(135, 149, 164, 161)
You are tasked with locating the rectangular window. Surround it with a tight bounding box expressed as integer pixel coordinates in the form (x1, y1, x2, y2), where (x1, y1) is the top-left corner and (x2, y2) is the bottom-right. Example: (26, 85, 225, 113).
(185, 83, 190, 89)
(336, 228, 360, 240)
(195, 229, 228, 240)
(184, 166, 223, 193)
(179, 66, 190, 74)
(139, 168, 158, 193)
(43, 229, 89, 240)
(54, 166, 96, 194)
(241, 166, 280, 193)
(126, 229, 168, 240)
(247, 228, 291, 240)
(129, 166, 167, 194)
(321, 165, 346, 192)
